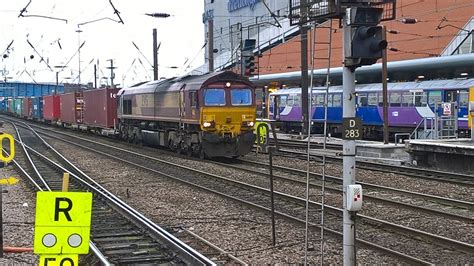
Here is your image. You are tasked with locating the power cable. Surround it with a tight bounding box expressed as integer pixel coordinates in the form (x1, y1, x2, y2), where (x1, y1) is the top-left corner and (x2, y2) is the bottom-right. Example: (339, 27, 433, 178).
(26, 39, 53, 71)
(109, 0, 124, 24)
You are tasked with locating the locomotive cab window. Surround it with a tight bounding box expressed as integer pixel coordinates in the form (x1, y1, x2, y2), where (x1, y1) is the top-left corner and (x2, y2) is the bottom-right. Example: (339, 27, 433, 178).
(231, 88, 252, 106)
(204, 88, 226, 106)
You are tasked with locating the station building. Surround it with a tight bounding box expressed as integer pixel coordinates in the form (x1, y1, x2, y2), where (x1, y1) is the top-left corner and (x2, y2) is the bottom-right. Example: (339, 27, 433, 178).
(201, 0, 473, 82)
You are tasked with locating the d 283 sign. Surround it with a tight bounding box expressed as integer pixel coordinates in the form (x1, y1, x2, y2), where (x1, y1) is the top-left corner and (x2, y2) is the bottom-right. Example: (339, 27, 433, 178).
(342, 117, 362, 140)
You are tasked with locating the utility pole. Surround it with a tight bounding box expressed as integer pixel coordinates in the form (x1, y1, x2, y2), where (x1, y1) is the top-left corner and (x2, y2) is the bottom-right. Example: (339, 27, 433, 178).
(107, 59, 116, 88)
(208, 19, 214, 72)
(153, 28, 158, 80)
(300, 0, 309, 136)
(382, 26, 389, 144)
(76, 28, 83, 85)
(94, 64, 97, 89)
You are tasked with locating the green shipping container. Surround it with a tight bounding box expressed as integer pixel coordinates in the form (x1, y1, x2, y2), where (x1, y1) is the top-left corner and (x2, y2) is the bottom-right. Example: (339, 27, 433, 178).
(14, 98, 23, 117)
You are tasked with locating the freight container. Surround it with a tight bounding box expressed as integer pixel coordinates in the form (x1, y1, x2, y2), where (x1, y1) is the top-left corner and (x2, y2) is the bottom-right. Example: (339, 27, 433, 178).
(43, 95, 60, 122)
(13, 98, 23, 117)
(83, 88, 119, 129)
(0, 98, 6, 112)
(22, 97, 33, 119)
(6, 98, 13, 113)
(31, 97, 43, 120)
(59, 92, 83, 124)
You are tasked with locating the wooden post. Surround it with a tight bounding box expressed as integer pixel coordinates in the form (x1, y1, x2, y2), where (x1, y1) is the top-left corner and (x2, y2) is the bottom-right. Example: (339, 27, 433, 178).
(62, 172, 70, 192)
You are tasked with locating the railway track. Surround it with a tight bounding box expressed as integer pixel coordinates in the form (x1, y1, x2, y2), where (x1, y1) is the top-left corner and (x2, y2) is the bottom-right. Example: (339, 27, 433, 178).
(272, 138, 474, 186)
(17, 122, 474, 264)
(234, 158, 474, 222)
(7, 122, 215, 265)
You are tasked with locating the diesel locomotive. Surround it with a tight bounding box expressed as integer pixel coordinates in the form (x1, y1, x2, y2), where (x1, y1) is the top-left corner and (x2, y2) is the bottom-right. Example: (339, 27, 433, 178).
(117, 71, 257, 158)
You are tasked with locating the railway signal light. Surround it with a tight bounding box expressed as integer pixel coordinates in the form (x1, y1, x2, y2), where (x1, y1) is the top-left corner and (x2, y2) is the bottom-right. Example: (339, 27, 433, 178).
(345, 25, 387, 68)
(244, 54, 256, 77)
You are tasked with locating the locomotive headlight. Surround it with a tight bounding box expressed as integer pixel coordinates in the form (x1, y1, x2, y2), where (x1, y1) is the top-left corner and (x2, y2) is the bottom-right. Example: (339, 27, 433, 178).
(203, 121, 215, 128)
(242, 121, 255, 127)
(225, 82, 231, 88)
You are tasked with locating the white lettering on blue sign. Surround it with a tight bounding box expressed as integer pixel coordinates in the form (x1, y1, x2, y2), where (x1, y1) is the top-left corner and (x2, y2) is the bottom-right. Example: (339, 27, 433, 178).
(228, 0, 261, 13)
(202, 9, 214, 23)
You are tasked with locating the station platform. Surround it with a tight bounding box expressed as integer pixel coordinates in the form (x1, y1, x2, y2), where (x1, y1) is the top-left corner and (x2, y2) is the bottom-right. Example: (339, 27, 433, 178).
(272, 133, 411, 166)
(406, 138, 474, 174)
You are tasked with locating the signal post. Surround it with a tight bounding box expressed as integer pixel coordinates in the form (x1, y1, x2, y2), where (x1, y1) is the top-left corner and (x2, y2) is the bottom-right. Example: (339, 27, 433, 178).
(288, 1, 395, 265)
(342, 5, 389, 266)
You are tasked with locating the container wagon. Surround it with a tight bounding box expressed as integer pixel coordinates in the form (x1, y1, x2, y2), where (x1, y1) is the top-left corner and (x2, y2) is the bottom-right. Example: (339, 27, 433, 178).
(31, 97, 43, 121)
(22, 97, 32, 119)
(59, 92, 84, 127)
(13, 98, 23, 117)
(43, 95, 60, 123)
(82, 87, 119, 134)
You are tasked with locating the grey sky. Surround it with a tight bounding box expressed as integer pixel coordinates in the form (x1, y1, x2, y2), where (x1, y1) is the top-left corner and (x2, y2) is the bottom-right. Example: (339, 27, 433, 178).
(0, 0, 205, 87)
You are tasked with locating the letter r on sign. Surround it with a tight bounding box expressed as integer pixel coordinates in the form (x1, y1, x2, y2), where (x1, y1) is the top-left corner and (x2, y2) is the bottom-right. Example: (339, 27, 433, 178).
(55, 197, 72, 222)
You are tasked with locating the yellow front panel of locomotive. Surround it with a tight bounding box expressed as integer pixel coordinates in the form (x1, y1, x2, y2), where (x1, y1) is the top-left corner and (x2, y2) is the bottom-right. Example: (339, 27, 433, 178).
(201, 106, 256, 136)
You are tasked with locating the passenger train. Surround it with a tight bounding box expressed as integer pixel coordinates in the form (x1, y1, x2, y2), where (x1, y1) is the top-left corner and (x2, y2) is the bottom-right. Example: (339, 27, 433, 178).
(269, 78, 474, 138)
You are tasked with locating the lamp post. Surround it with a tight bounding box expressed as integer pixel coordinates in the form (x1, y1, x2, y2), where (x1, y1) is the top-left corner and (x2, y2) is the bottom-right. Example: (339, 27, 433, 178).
(54, 65, 67, 94)
(146, 12, 170, 80)
(76, 28, 83, 85)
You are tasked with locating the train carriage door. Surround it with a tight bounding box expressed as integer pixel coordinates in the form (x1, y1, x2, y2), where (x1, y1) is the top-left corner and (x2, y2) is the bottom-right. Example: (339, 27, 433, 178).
(189, 90, 198, 119)
(179, 85, 186, 129)
(445, 90, 458, 103)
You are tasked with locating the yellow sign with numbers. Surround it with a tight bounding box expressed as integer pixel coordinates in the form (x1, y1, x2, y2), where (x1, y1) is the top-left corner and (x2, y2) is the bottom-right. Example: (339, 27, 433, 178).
(39, 254, 78, 266)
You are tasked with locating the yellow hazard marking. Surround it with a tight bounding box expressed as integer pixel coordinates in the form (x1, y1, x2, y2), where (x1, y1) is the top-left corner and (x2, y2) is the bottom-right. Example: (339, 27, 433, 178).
(34, 191, 92, 255)
(0, 176, 18, 185)
(39, 254, 78, 266)
(0, 133, 15, 163)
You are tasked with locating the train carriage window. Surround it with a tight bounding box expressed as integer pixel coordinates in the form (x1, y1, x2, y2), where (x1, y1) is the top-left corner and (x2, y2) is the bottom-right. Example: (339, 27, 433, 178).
(315, 94, 325, 106)
(368, 93, 378, 106)
(401, 92, 413, 107)
(204, 88, 226, 106)
(389, 92, 401, 107)
(459, 90, 469, 107)
(293, 95, 301, 107)
(428, 91, 442, 107)
(332, 94, 342, 107)
(357, 93, 368, 107)
(279, 95, 288, 107)
(231, 88, 252, 106)
(414, 92, 428, 107)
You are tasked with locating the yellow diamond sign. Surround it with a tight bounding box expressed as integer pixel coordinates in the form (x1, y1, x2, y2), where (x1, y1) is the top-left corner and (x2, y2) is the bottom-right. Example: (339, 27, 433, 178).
(34, 191, 93, 254)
